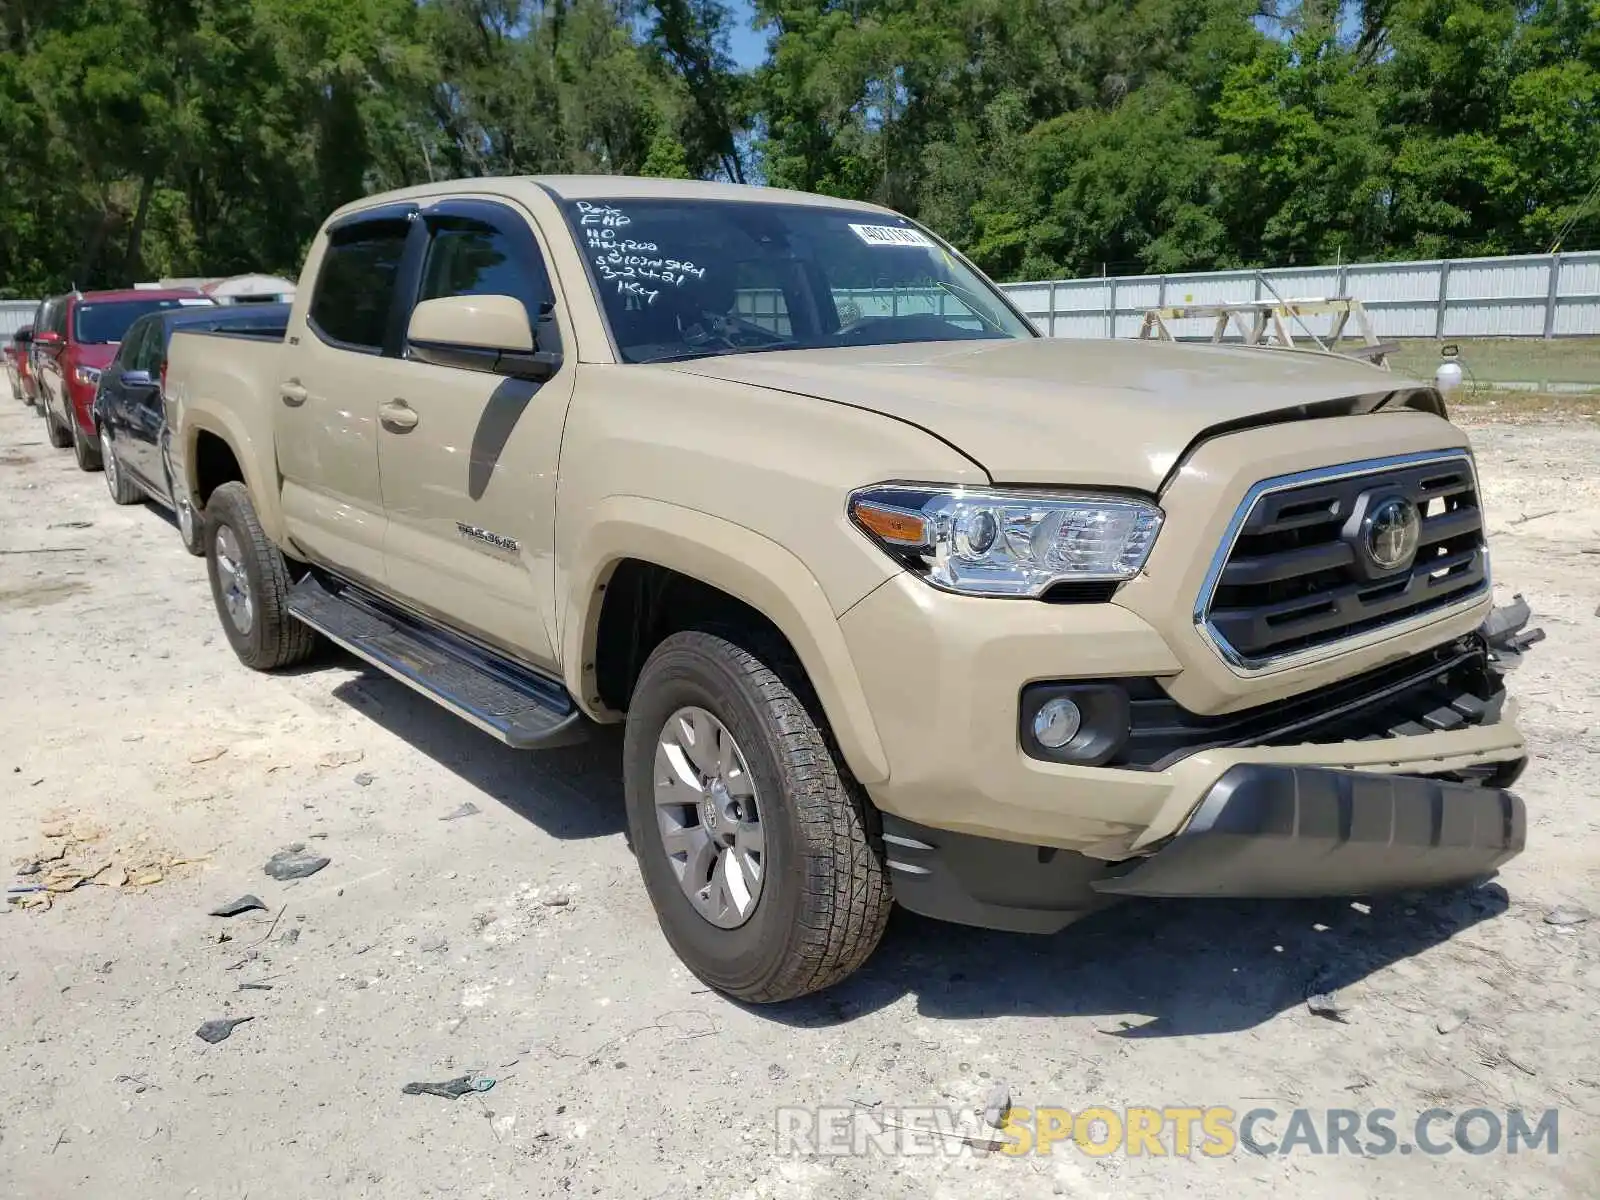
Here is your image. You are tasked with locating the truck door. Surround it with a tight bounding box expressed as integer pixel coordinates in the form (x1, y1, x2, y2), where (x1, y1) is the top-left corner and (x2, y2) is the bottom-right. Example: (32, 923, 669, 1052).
(276, 208, 413, 587)
(374, 198, 575, 671)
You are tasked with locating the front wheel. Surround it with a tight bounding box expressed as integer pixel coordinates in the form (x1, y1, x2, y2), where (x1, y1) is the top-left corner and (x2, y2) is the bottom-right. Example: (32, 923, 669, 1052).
(71, 419, 103, 472)
(204, 481, 318, 671)
(43, 402, 71, 449)
(623, 631, 892, 1003)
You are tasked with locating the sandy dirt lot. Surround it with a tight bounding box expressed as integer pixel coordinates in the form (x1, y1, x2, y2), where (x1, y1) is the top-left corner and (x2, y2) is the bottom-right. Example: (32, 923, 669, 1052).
(1, 396, 1596, 1199)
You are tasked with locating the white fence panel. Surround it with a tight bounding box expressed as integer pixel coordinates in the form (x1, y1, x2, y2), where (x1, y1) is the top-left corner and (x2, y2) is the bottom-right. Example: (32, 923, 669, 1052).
(999, 250, 1600, 339)
(0, 300, 38, 338)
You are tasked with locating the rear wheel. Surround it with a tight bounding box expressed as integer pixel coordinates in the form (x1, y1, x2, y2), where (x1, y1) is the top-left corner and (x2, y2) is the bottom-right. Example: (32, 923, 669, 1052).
(204, 481, 318, 671)
(101, 426, 142, 504)
(164, 446, 204, 555)
(622, 630, 892, 1003)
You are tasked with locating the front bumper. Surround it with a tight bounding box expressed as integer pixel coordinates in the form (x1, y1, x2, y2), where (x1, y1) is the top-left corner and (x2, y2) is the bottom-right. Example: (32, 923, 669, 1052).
(885, 763, 1525, 932)
(840, 573, 1526, 857)
(1096, 762, 1524, 898)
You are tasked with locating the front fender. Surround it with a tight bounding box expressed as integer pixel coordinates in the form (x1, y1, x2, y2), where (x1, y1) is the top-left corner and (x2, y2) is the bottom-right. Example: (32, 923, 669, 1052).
(561, 496, 891, 785)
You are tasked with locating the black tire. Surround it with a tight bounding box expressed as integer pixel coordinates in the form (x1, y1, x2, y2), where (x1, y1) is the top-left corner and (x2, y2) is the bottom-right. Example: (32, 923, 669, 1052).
(44, 404, 71, 448)
(623, 630, 892, 1003)
(100, 426, 142, 504)
(203, 481, 317, 671)
(72, 419, 103, 472)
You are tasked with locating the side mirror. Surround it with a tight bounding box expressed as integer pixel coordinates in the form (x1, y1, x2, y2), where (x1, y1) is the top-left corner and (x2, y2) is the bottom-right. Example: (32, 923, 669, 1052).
(34, 330, 63, 353)
(406, 294, 561, 382)
(121, 369, 157, 389)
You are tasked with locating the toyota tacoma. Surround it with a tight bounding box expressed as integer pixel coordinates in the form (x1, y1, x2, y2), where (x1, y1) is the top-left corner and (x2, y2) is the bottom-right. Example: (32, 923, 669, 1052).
(164, 177, 1534, 1002)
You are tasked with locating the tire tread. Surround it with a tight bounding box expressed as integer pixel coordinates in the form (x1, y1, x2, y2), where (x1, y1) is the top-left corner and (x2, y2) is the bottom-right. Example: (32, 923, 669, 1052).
(206, 481, 317, 671)
(634, 631, 892, 1003)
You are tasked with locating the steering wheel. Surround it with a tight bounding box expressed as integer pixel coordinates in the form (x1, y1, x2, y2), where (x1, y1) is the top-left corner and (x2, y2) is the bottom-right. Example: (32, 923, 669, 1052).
(684, 311, 791, 350)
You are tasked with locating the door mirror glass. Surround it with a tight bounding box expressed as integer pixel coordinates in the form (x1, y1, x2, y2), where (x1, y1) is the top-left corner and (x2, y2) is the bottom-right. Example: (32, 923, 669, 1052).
(34, 330, 62, 349)
(120, 369, 156, 389)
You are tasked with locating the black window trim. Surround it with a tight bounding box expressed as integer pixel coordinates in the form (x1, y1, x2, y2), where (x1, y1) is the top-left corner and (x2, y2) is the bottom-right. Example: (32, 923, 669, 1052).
(307, 202, 420, 357)
(397, 196, 563, 362)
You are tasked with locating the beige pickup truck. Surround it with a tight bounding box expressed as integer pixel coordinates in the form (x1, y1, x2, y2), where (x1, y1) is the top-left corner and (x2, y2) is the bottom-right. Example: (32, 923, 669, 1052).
(165, 176, 1535, 1002)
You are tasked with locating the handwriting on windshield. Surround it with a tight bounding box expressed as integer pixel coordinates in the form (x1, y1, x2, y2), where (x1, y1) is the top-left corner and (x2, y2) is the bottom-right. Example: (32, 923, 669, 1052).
(577, 202, 707, 306)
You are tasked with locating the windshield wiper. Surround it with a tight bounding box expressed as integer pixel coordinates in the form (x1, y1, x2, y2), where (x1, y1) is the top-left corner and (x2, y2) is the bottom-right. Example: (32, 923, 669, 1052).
(636, 343, 799, 365)
(932, 280, 1010, 334)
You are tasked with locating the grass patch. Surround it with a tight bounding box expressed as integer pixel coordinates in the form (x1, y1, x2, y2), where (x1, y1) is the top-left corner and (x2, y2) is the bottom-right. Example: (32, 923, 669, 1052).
(1449, 389, 1600, 421)
(1385, 338, 1600, 389)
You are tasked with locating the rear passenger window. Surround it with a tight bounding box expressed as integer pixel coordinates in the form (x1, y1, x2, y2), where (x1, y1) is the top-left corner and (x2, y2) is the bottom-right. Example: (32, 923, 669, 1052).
(310, 220, 410, 351)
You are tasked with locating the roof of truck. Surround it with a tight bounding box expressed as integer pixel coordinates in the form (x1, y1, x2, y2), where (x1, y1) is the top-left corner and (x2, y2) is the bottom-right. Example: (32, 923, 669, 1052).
(70, 287, 210, 305)
(331, 175, 896, 223)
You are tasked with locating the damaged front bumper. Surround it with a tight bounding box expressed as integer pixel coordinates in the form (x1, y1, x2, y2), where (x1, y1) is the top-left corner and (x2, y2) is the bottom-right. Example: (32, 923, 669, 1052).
(1093, 760, 1525, 898)
(881, 599, 1541, 933)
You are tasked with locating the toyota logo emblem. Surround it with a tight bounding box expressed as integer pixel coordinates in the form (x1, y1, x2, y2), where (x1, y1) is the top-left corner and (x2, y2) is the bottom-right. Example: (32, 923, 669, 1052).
(1365, 497, 1421, 572)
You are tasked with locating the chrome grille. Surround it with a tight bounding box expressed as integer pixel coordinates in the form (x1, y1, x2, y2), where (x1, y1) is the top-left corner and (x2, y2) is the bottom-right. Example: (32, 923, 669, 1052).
(1197, 452, 1489, 671)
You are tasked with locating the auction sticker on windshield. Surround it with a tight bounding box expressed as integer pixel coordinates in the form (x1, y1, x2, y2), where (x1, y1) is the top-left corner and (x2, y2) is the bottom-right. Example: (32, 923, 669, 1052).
(849, 224, 934, 248)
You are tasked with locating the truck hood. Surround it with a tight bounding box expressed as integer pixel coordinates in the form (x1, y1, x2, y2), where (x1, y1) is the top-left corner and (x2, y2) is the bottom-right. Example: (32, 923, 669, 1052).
(664, 338, 1411, 491)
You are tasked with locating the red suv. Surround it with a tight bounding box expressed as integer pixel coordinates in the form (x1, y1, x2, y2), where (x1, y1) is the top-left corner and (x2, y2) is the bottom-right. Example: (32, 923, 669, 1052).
(34, 289, 214, 469)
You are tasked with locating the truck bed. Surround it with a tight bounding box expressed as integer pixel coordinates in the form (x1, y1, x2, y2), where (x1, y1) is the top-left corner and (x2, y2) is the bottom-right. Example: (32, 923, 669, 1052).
(166, 325, 289, 543)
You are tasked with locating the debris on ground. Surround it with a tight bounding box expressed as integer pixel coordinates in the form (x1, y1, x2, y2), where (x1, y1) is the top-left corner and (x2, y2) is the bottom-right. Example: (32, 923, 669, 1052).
(9, 821, 187, 906)
(238, 982, 274, 991)
(354, 772, 375, 787)
(982, 1082, 1011, 1129)
(1545, 903, 1593, 926)
(264, 847, 330, 881)
(209, 894, 267, 918)
(187, 747, 228, 765)
(280, 927, 301, 946)
(195, 1016, 254, 1044)
(317, 749, 364, 769)
(541, 893, 571, 908)
(419, 934, 448, 953)
(402, 1074, 494, 1100)
(1436, 1008, 1470, 1035)
(440, 802, 480, 821)
(1305, 987, 1352, 1023)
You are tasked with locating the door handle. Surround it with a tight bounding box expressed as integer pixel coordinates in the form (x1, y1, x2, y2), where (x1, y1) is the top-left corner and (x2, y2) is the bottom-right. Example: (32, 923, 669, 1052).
(380, 399, 419, 432)
(280, 381, 308, 407)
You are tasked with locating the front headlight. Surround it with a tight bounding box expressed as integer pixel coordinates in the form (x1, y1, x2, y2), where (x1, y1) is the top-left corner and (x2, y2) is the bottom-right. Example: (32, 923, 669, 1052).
(849, 484, 1163, 597)
(74, 365, 101, 387)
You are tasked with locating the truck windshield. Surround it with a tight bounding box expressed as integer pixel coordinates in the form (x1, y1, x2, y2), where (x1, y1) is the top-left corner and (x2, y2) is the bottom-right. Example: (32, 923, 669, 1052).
(563, 198, 1034, 364)
(74, 298, 214, 344)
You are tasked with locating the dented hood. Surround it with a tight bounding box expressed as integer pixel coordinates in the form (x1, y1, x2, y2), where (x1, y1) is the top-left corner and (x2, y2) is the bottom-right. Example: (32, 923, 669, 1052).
(664, 337, 1413, 491)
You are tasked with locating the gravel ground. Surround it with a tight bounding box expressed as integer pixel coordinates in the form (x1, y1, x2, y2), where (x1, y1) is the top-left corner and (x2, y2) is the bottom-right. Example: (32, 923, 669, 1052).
(1, 397, 1596, 1199)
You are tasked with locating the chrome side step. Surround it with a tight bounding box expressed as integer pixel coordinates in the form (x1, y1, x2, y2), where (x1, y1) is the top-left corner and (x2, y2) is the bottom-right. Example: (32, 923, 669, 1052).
(288, 574, 586, 750)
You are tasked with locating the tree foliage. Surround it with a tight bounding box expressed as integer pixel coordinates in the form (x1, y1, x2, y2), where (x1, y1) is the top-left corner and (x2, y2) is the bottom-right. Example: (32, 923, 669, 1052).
(0, 0, 1595, 294)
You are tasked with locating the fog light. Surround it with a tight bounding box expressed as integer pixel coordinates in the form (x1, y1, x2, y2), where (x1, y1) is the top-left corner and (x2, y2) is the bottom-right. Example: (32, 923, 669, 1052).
(1032, 697, 1082, 749)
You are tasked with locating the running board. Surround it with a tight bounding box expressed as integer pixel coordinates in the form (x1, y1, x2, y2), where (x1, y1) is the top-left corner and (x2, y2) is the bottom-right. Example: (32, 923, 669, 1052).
(288, 574, 586, 750)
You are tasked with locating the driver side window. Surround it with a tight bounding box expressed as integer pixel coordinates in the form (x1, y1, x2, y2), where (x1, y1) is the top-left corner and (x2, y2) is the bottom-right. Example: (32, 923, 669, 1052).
(115, 322, 149, 372)
(418, 217, 552, 330)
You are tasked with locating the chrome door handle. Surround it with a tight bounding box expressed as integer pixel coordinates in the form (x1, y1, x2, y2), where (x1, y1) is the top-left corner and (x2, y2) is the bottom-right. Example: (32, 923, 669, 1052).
(380, 399, 419, 432)
(280, 381, 308, 407)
